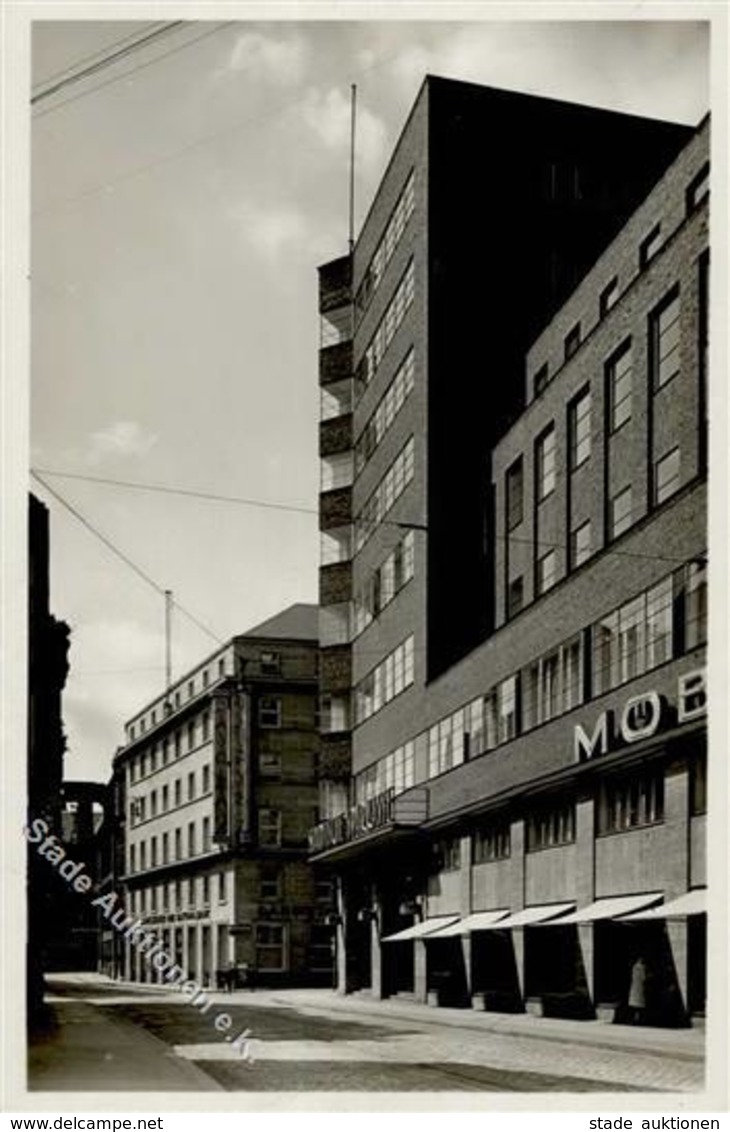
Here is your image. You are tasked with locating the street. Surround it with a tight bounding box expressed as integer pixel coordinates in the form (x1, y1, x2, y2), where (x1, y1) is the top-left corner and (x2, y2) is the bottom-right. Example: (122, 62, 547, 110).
(28, 975, 705, 1094)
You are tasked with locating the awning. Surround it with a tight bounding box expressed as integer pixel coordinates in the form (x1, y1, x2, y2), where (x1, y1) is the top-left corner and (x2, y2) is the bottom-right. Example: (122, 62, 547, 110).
(555, 892, 664, 925)
(619, 888, 706, 922)
(494, 902, 575, 929)
(424, 909, 511, 938)
(381, 915, 459, 942)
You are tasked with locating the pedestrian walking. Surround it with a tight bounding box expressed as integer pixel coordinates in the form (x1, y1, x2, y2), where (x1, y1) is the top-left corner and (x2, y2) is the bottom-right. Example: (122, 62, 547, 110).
(628, 956, 648, 1025)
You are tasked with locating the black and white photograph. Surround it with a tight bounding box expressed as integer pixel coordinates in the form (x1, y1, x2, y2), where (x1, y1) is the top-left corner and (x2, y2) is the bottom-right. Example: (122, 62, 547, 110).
(3, 2, 728, 1115)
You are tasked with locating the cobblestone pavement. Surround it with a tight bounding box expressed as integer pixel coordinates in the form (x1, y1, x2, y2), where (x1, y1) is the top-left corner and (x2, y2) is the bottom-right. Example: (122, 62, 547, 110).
(49, 977, 703, 1095)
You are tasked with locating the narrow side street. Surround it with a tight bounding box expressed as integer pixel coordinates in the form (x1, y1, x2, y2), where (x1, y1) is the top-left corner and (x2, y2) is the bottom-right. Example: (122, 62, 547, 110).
(29, 975, 705, 1094)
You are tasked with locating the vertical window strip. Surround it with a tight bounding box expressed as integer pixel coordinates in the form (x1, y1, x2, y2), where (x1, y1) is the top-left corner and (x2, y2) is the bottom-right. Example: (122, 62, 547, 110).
(355, 436, 415, 551)
(355, 348, 415, 473)
(356, 170, 415, 316)
(357, 260, 415, 392)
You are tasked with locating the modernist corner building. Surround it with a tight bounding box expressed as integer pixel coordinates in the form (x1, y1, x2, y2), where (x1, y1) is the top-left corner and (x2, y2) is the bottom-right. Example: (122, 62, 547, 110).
(111, 604, 334, 988)
(311, 77, 709, 1025)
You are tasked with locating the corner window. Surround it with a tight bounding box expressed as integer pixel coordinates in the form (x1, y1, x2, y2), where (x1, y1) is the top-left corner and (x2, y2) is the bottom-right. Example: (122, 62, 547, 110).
(600, 277, 619, 317)
(686, 162, 709, 214)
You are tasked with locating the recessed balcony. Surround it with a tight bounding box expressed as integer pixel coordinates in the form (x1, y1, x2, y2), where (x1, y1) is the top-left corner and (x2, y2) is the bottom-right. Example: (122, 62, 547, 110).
(319, 414, 353, 459)
(320, 486, 352, 530)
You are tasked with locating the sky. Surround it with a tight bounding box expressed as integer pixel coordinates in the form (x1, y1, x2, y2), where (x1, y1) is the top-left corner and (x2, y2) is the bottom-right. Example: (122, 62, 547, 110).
(26, 14, 710, 784)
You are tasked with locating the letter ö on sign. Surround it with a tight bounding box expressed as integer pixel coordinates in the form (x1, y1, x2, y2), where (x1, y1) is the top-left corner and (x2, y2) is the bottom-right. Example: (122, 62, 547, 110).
(620, 692, 662, 743)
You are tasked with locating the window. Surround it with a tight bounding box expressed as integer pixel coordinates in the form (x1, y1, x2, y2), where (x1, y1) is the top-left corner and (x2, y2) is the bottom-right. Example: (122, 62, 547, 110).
(187, 772, 195, 801)
(255, 924, 286, 971)
(536, 427, 556, 500)
(473, 820, 510, 863)
(259, 751, 281, 778)
(355, 169, 415, 315)
(188, 822, 196, 857)
(260, 651, 281, 675)
(260, 868, 281, 900)
(188, 680, 194, 699)
(202, 875, 210, 907)
(569, 388, 591, 469)
(150, 745, 157, 773)
(150, 836, 157, 868)
(162, 831, 169, 865)
(537, 549, 557, 595)
(140, 752, 146, 778)
(174, 828, 182, 861)
(150, 790, 157, 817)
(608, 342, 633, 432)
(571, 519, 592, 568)
(651, 290, 680, 390)
(357, 259, 415, 390)
(187, 720, 195, 751)
(527, 802, 575, 851)
(174, 730, 181, 758)
(259, 697, 282, 728)
(187, 877, 195, 908)
(654, 447, 681, 505)
(600, 277, 619, 316)
(218, 872, 227, 903)
(561, 636, 584, 711)
(646, 577, 673, 668)
(609, 485, 633, 539)
(174, 778, 181, 807)
(498, 676, 518, 743)
(175, 879, 182, 910)
(686, 162, 709, 213)
(507, 576, 524, 620)
(202, 669, 209, 688)
(259, 808, 282, 847)
(355, 637, 414, 724)
(564, 323, 581, 360)
(202, 764, 211, 793)
(202, 816, 211, 852)
(640, 224, 662, 267)
(201, 711, 210, 743)
(355, 349, 415, 473)
(685, 559, 707, 649)
(440, 837, 461, 871)
(139, 841, 146, 870)
(690, 754, 707, 816)
(355, 437, 415, 550)
(129, 844, 136, 874)
(506, 458, 523, 530)
(162, 738, 169, 765)
(533, 363, 549, 397)
(618, 596, 645, 682)
(598, 771, 664, 834)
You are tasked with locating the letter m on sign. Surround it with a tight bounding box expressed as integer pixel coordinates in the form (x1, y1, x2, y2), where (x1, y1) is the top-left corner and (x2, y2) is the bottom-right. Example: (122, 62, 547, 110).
(574, 712, 611, 762)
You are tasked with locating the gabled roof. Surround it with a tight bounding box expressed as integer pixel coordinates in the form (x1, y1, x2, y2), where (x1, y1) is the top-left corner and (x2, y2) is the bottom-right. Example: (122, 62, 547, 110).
(242, 602, 318, 642)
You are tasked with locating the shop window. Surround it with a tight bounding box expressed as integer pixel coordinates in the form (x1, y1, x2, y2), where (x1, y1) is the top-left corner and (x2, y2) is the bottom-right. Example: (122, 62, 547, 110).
(440, 836, 461, 871)
(527, 802, 575, 851)
(255, 924, 287, 971)
(473, 820, 510, 863)
(597, 770, 664, 834)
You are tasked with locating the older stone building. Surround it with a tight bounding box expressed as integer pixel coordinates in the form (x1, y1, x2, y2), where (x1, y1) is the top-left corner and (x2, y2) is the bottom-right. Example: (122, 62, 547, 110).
(115, 603, 332, 987)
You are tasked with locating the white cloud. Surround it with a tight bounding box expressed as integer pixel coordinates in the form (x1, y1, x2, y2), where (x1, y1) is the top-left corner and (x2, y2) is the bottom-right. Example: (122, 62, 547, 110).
(85, 420, 157, 465)
(230, 201, 307, 264)
(217, 29, 308, 86)
(298, 87, 388, 176)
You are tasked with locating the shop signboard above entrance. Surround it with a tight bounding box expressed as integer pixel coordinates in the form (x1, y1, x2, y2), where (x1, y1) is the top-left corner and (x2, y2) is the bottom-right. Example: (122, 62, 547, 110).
(574, 668, 706, 763)
(309, 787, 428, 854)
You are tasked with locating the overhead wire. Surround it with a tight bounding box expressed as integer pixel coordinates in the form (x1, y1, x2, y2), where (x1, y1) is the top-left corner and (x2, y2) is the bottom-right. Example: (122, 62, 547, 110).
(32, 466, 703, 568)
(31, 22, 175, 93)
(30, 470, 224, 646)
(33, 22, 233, 121)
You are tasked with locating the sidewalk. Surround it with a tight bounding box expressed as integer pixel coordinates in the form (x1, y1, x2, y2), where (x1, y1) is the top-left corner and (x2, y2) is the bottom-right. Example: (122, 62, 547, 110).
(28, 994, 222, 1092)
(226, 986, 706, 1063)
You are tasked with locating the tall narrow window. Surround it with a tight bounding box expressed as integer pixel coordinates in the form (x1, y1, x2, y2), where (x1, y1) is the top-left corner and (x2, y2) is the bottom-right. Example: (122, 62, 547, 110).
(537, 549, 557, 595)
(569, 388, 591, 469)
(506, 458, 524, 530)
(571, 519, 592, 569)
(498, 676, 518, 743)
(536, 427, 556, 501)
(685, 559, 708, 649)
(609, 486, 633, 539)
(654, 447, 681, 505)
(608, 341, 633, 432)
(651, 290, 681, 390)
(507, 576, 524, 620)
